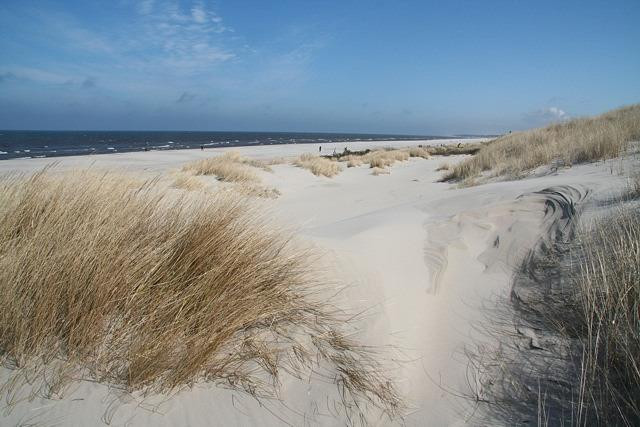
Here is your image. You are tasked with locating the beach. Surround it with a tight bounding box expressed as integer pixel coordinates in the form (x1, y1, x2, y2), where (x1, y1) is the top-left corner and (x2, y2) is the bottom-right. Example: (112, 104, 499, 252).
(0, 135, 633, 426)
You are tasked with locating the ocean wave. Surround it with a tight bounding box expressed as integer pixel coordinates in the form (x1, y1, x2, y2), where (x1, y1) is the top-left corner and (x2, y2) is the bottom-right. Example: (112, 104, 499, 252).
(0, 151, 7, 155)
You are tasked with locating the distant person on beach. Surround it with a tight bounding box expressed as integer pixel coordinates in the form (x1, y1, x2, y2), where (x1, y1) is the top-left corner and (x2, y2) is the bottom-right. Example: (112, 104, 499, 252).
(200, 145, 204, 151)
(319, 146, 322, 153)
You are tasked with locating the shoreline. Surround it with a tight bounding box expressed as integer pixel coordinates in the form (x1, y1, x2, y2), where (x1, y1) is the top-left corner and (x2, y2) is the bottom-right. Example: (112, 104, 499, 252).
(0, 134, 478, 161)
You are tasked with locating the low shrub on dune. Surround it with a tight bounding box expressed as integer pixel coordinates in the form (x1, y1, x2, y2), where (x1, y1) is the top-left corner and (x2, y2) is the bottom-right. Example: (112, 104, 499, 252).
(0, 171, 402, 418)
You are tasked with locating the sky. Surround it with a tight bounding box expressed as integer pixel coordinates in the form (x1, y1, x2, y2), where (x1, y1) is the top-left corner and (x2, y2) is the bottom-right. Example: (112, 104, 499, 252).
(0, 0, 639, 135)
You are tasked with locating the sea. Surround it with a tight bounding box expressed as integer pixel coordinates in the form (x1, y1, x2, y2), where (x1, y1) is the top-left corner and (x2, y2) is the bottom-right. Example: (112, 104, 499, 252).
(0, 130, 456, 161)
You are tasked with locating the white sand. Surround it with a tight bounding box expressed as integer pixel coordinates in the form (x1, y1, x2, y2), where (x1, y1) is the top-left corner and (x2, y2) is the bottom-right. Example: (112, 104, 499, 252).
(0, 140, 629, 426)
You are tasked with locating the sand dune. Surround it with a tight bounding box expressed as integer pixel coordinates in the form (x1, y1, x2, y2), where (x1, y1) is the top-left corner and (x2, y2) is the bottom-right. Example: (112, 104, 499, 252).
(0, 138, 634, 426)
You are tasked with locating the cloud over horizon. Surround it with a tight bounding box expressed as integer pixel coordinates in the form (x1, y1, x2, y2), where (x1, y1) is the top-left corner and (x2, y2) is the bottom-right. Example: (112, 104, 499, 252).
(523, 106, 570, 126)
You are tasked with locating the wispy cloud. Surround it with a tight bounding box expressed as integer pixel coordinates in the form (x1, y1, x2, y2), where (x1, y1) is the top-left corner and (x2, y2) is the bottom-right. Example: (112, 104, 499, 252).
(524, 106, 569, 125)
(0, 66, 72, 85)
(138, 0, 155, 15)
(259, 42, 320, 84)
(547, 106, 568, 119)
(0, 1, 327, 123)
(0, 72, 16, 83)
(135, 1, 235, 71)
(26, 9, 115, 55)
(14, 1, 235, 77)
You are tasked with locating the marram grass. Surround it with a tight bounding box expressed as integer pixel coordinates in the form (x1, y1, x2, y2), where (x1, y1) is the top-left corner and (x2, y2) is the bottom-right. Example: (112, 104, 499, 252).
(0, 170, 402, 419)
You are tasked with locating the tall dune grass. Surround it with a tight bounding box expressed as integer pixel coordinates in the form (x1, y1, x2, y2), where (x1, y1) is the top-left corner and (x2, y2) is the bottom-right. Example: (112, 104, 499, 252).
(471, 195, 640, 425)
(0, 170, 402, 418)
(172, 173, 205, 190)
(444, 104, 640, 182)
(570, 205, 640, 424)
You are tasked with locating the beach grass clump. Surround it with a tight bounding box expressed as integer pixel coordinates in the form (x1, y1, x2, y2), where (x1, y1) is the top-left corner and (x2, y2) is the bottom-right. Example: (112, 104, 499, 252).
(568, 206, 640, 424)
(407, 147, 431, 159)
(0, 170, 402, 418)
(425, 143, 482, 156)
(472, 197, 640, 425)
(293, 153, 343, 177)
(371, 167, 390, 176)
(630, 171, 640, 198)
(172, 173, 205, 190)
(183, 151, 272, 182)
(228, 183, 281, 199)
(435, 162, 451, 171)
(444, 104, 640, 182)
(363, 149, 409, 169)
(346, 158, 363, 168)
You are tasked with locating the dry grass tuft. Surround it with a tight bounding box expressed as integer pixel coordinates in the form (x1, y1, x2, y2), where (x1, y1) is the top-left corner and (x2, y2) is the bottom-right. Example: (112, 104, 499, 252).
(0, 170, 402, 419)
(407, 147, 431, 159)
(293, 153, 343, 177)
(362, 149, 409, 169)
(371, 167, 390, 176)
(435, 162, 451, 171)
(445, 104, 640, 183)
(182, 151, 273, 182)
(346, 158, 363, 168)
(172, 173, 205, 191)
(262, 156, 287, 166)
(228, 183, 281, 199)
(425, 143, 482, 156)
(630, 171, 640, 198)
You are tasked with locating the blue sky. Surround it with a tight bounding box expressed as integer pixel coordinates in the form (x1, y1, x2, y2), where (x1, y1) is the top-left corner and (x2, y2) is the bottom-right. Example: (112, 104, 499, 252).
(1, 0, 639, 134)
